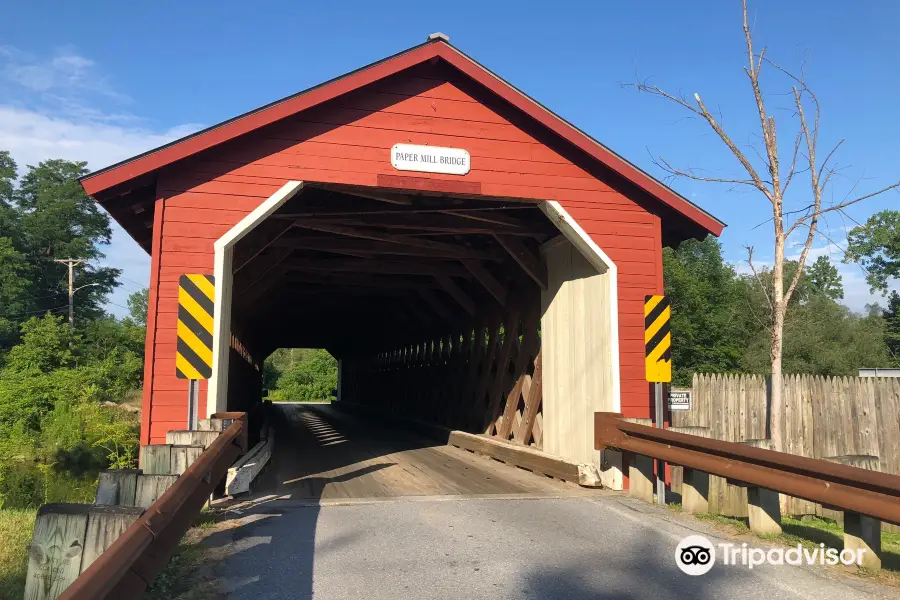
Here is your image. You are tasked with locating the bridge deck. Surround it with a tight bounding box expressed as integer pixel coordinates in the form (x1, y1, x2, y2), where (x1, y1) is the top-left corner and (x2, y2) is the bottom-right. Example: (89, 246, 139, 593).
(255, 403, 586, 501)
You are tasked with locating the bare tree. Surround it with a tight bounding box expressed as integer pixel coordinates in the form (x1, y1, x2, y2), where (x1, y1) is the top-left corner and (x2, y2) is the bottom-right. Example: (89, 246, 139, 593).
(629, 0, 900, 450)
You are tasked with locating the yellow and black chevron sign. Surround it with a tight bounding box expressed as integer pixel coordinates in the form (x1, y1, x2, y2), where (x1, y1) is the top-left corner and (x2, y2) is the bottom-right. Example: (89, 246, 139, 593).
(644, 294, 672, 383)
(176, 274, 215, 380)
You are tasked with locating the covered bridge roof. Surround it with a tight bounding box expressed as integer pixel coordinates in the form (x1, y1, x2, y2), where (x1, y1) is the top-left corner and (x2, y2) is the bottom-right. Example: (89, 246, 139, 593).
(81, 35, 724, 251)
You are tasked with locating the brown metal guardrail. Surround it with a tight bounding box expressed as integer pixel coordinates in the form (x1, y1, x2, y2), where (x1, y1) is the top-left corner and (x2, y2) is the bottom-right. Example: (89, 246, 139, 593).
(58, 413, 248, 600)
(594, 412, 900, 527)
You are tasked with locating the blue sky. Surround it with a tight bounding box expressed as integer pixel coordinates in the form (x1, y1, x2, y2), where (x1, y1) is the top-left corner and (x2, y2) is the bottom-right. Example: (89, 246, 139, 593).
(2, 0, 898, 315)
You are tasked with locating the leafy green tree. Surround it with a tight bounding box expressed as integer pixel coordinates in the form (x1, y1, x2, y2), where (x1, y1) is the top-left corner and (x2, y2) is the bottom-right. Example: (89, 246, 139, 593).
(0, 150, 145, 507)
(663, 236, 748, 384)
(127, 289, 149, 327)
(805, 256, 843, 301)
(0, 152, 127, 355)
(264, 348, 338, 402)
(0, 315, 142, 507)
(2, 314, 77, 374)
(740, 296, 890, 375)
(79, 317, 144, 396)
(0, 237, 31, 355)
(883, 291, 900, 364)
(13, 159, 119, 322)
(664, 236, 892, 380)
(846, 209, 900, 293)
(0, 150, 16, 233)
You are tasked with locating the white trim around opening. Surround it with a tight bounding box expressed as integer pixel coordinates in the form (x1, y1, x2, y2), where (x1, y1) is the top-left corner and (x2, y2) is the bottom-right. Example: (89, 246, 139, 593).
(206, 185, 622, 433)
(539, 200, 621, 411)
(208, 180, 305, 416)
(539, 200, 623, 490)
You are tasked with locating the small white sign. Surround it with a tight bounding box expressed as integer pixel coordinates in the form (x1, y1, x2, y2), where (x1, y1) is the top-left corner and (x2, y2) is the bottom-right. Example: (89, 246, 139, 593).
(391, 144, 470, 175)
(669, 389, 692, 411)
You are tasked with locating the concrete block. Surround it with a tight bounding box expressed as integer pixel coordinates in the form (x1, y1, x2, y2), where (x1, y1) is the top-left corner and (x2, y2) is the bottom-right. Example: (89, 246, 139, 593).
(629, 454, 655, 503)
(844, 511, 881, 570)
(682, 468, 710, 514)
(747, 486, 782, 534)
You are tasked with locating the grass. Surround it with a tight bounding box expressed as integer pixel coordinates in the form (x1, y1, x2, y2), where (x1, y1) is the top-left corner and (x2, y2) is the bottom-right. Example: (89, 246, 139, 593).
(0, 508, 36, 599)
(692, 511, 900, 583)
(143, 510, 232, 600)
(0, 505, 221, 600)
(269, 397, 333, 404)
(144, 541, 209, 600)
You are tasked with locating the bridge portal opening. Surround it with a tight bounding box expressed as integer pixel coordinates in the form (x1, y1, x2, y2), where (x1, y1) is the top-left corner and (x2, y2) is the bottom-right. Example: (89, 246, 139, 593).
(209, 182, 619, 472)
(262, 348, 339, 403)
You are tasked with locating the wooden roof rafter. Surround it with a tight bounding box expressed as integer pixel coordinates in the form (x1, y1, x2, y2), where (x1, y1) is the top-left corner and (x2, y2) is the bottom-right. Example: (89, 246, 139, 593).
(269, 236, 505, 261)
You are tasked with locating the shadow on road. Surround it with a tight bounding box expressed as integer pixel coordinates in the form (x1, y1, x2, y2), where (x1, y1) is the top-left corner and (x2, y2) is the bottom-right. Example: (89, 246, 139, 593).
(256, 402, 444, 499)
(519, 535, 749, 600)
(196, 403, 442, 599)
(188, 404, 857, 600)
(200, 465, 393, 599)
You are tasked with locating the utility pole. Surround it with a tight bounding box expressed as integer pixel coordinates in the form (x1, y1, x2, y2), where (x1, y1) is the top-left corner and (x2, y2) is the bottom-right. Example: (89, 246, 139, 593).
(54, 258, 87, 328)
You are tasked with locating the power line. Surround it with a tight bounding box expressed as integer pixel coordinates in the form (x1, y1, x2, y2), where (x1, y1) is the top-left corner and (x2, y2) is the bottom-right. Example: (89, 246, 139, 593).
(92, 264, 147, 290)
(117, 274, 148, 289)
(115, 280, 146, 293)
(105, 300, 131, 311)
(0, 305, 68, 319)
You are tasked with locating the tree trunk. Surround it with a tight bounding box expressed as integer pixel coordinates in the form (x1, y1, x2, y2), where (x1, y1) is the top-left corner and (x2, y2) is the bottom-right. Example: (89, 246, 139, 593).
(769, 234, 786, 451)
(769, 314, 785, 451)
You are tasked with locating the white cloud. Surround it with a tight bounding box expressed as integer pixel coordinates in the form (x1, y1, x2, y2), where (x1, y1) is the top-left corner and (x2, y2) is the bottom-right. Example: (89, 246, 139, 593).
(1, 45, 127, 103)
(0, 105, 198, 172)
(729, 237, 898, 313)
(787, 239, 898, 313)
(1, 45, 200, 318)
(732, 254, 771, 276)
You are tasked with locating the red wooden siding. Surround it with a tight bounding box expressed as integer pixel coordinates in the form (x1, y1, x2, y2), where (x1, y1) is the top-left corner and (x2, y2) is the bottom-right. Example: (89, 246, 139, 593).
(145, 72, 661, 441)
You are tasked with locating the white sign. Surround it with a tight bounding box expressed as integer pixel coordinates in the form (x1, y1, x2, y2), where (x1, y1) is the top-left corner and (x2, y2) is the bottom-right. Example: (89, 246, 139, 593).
(669, 388, 692, 411)
(391, 144, 470, 175)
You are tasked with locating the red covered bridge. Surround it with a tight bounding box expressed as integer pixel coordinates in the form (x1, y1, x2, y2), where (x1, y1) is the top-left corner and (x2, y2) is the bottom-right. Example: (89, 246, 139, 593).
(81, 34, 722, 490)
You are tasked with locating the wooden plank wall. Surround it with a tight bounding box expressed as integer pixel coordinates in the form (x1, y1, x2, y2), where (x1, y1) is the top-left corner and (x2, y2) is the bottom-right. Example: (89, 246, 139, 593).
(540, 237, 616, 465)
(343, 294, 544, 449)
(671, 373, 900, 524)
(145, 65, 663, 441)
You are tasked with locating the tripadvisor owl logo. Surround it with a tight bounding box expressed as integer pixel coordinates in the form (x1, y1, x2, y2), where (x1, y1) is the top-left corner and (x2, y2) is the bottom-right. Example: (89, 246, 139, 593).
(675, 534, 868, 575)
(675, 535, 716, 576)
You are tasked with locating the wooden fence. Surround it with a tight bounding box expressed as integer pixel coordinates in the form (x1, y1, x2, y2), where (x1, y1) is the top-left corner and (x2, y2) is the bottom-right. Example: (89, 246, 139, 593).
(669, 374, 900, 528)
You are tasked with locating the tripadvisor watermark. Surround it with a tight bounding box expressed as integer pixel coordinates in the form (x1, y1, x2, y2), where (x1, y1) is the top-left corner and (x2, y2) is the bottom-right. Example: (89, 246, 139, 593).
(675, 535, 867, 576)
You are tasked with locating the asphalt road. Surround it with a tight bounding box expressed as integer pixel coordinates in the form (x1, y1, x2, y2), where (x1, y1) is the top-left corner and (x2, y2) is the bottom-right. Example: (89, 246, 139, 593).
(200, 494, 896, 600)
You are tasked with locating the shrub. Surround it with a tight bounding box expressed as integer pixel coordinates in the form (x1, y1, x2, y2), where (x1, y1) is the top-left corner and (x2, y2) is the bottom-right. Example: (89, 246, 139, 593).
(0, 315, 141, 507)
(265, 349, 337, 402)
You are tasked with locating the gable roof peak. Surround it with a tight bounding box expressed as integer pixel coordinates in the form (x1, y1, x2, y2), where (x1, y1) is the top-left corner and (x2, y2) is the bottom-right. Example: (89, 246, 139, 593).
(80, 37, 724, 241)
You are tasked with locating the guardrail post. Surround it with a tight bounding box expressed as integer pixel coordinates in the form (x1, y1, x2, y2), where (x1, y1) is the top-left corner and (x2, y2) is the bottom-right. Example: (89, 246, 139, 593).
(747, 486, 782, 534)
(594, 411, 900, 540)
(681, 467, 709, 514)
(629, 454, 656, 503)
(599, 449, 624, 490)
(844, 511, 881, 570)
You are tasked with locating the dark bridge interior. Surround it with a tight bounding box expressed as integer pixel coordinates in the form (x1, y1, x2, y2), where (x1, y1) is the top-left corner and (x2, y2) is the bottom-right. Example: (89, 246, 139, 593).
(232, 184, 558, 356)
(226, 185, 558, 442)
